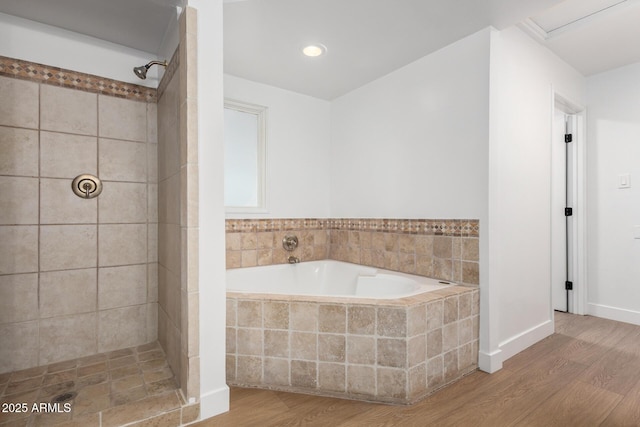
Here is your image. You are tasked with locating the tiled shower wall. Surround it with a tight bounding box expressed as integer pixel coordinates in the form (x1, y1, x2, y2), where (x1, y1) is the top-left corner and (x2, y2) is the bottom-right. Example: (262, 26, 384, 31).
(226, 219, 480, 286)
(0, 62, 158, 374)
(156, 7, 200, 401)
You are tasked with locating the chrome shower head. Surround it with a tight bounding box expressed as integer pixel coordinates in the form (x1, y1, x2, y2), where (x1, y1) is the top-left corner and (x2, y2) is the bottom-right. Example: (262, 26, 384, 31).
(133, 60, 168, 80)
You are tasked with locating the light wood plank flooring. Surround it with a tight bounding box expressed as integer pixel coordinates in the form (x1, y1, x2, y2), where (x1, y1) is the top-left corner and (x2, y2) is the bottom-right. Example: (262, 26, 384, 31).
(199, 313, 640, 426)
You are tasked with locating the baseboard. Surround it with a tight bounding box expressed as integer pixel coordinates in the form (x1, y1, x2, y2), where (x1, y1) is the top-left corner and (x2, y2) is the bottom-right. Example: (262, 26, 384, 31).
(498, 319, 554, 362)
(587, 303, 640, 326)
(478, 349, 503, 373)
(198, 385, 230, 421)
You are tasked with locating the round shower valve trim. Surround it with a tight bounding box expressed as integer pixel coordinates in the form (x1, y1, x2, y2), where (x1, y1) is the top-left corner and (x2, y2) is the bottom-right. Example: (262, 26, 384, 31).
(71, 174, 103, 199)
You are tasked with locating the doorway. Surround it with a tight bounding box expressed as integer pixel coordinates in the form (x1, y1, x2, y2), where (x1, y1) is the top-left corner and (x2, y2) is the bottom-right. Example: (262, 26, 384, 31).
(551, 94, 586, 314)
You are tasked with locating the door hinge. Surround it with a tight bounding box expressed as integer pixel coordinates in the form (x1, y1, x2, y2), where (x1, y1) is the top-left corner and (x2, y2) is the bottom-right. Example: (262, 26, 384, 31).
(565, 281, 573, 290)
(565, 207, 573, 216)
(565, 134, 573, 143)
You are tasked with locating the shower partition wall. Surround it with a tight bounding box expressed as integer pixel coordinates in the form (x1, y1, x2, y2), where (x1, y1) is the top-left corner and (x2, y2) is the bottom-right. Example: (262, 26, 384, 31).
(0, 65, 159, 374)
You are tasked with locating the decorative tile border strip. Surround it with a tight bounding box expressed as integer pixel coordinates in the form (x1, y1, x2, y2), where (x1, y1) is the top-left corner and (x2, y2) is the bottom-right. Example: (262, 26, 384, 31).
(0, 55, 157, 103)
(157, 46, 180, 100)
(225, 218, 479, 237)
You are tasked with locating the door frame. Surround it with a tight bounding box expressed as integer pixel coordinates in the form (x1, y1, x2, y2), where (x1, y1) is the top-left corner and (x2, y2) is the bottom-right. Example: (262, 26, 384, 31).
(551, 90, 587, 315)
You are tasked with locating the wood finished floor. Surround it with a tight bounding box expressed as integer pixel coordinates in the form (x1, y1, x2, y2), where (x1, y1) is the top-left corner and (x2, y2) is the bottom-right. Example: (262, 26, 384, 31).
(199, 313, 640, 426)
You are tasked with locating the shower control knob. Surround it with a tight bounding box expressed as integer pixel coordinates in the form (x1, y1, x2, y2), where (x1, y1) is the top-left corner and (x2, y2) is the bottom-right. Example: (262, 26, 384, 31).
(71, 174, 103, 199)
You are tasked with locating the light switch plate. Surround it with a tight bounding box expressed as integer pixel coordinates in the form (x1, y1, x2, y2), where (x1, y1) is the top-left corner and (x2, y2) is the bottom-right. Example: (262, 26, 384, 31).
(619, 174, 631, 189)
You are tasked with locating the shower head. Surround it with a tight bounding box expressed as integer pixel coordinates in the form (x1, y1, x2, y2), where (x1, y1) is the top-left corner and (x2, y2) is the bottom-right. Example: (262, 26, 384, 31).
(133, 60, 168, 79)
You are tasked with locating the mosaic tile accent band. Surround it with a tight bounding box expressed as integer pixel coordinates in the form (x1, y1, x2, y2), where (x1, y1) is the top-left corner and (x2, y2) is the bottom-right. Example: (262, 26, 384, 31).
(226, 218, 479, 237)
(0, 55, 157, 103)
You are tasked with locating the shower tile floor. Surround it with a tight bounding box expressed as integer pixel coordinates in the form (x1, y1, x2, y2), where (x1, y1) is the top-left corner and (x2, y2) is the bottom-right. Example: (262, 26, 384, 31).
(0, 342, 187, 427)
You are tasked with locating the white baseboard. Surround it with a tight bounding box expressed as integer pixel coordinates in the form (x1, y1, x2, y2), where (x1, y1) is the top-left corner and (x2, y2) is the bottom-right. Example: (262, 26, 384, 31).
(587, 303, 640, 326)
(478, 349, 503, 373)
(198, 385, 230, 422)
(498, 319, 554, 362)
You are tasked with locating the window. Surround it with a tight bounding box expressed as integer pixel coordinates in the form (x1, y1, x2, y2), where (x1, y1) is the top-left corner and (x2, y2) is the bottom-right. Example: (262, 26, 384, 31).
(224, 99, 267, 212)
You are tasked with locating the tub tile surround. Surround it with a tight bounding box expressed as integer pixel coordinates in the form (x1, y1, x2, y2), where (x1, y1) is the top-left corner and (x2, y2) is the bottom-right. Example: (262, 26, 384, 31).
(226, 218, 480, 286)
(226, 218, 479, 403)
(226, 286, 479, 404)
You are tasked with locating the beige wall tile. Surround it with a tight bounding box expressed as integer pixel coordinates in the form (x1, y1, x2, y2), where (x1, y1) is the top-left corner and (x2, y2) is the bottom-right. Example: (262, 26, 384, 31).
(147, 143, 158, 184)
(0, 176, 38, 224)
(148, 183, 158, 224)
(40, 178, 97, 224)
(98, 96, 147, 142)
(378, 307, 407, 338)
(157, 122, 179, 181)
(148, 223, 158, 264)
(444, 296, 459, 325)
(158, 223, 180, 274)
(408, 335, 426, 367)
(290, 332, 317, 360)
(98, 182, 147, 224)
(264, 302, 289, 329)
(409, 364, 427, 399)
(40, 225, 97, 271)
(443, 350, 459, 383)
(40, 268, 97, 318)
(146, 103, 158, 144)
(237, 300, 262, 328)
(0, 226, 38, 274)
(41, 85, 97, 136)
(377, 368, 406, 399)
(237, 328, 262, 356)
(0, 321, 38, 373)
(226, 299, 236, 326)
(426, 300, 443, 331)
(99, 139, 147, 182)
(347, 306, 375, 335)
(0, 76, 39, 129)
(98, 264, 147, 310)
(318, 334, 345, 363)
(408, 305, 427, 337)
(458, 318, 474, 346)
(291, 360, 316, 388)
(98, 305, 147, 353)
(462, 261, 480, 285)
(263, 358, 289, 387)
(427, 355, 444, 390)
(226, 327, 236, 353)
(319, 305, 346, 333)
(427, 329, 443, 359)
(147, 263, 158, 302)
(146, 302, 158, 343)
(290, 303, 318, 332)
(39, 313, 97, 365)
(459, 293, 472, 319)
(40, 131, 97, 178)
(378, 338, 407, 369)
(347, 365, 375, 396)
(0, 273, 38, 324)
(442, 322, 459, 353)
(236, 356, 262, 384)
(158, 173, 180, 225)
(346, 336, 375, 365)
(318, 362, 345, 392)
(264, 330, 289, 358)
(98, 224, 147, 266)
(0, 127, 38, 176)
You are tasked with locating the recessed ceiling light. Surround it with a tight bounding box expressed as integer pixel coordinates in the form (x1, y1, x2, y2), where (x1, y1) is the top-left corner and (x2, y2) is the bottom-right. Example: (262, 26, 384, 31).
(302, 44, 327, 57)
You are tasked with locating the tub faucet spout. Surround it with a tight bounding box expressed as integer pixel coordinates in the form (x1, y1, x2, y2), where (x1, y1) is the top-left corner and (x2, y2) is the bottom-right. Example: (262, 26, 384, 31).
(288, 256, 300, 264)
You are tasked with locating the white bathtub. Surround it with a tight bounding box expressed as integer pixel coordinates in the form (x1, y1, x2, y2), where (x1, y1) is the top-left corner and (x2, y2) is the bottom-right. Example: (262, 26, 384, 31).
(226, 260, 452, 299)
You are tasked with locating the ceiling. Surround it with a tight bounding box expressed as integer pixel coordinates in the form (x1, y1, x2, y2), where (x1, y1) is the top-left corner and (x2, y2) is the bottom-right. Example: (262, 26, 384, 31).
(1, 0, 640, 99)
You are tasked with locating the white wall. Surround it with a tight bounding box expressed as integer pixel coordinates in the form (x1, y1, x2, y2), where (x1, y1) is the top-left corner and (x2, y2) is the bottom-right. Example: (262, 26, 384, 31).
(224, 75, 332, 218)
(330, 29, 490, 220)
(586, 62, 640, 324)
(487, 26, 585, 369)
(190, 0, 229, 419)
(0, 13, 159, 87)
